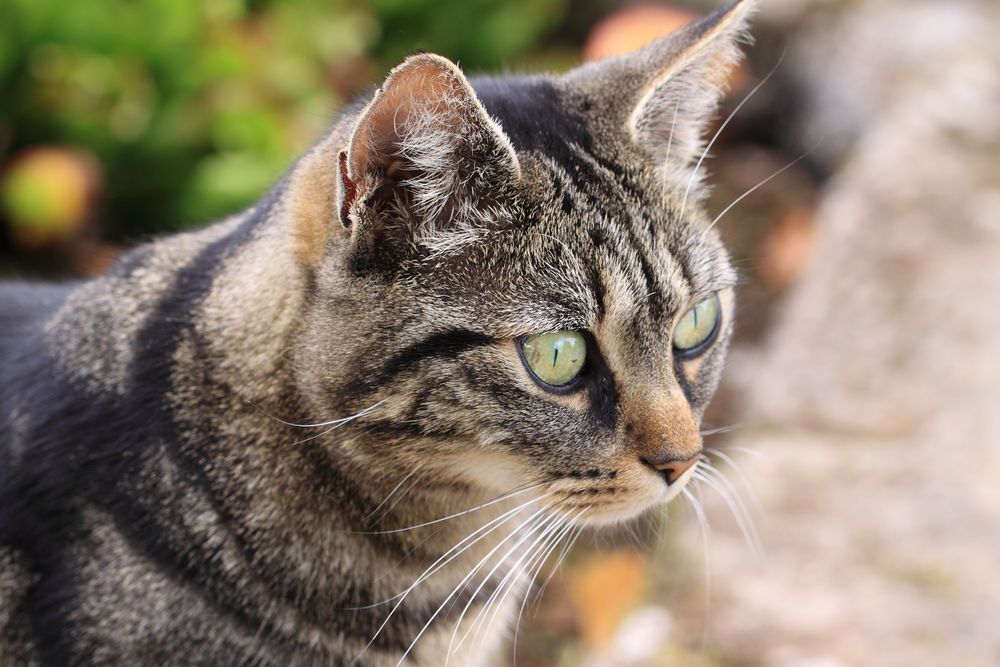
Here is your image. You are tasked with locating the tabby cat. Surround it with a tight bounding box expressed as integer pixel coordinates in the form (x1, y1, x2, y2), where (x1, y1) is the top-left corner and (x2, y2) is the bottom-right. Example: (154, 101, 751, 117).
(0, 1, 753, 664)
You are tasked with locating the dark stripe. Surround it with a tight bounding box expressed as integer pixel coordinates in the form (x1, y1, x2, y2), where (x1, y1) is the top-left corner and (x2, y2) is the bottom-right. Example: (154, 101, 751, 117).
(355, 418, 461, 443)
(561, 143, 662, 309)
(586, 262, 607, 320)
(666, 227, 697, 295)
(340, 329, 493, 402)
(588, 150, 648, 204)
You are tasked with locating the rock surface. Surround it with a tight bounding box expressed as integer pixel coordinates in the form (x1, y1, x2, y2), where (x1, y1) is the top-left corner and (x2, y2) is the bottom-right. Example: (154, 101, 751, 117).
(672, 1, 1000, 665)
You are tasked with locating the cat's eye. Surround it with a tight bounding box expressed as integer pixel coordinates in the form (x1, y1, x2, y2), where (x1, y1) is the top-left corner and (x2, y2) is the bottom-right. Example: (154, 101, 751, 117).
(673, 294, 721, 356)
(520, 331, 587, 387)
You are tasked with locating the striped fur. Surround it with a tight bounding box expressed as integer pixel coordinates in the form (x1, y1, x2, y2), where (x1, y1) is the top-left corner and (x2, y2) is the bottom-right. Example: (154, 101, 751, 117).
(0, 2, 753, 665)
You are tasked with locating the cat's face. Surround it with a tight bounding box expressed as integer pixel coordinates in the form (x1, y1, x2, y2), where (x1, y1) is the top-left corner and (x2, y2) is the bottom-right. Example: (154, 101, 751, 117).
(293, 0, 750, 526)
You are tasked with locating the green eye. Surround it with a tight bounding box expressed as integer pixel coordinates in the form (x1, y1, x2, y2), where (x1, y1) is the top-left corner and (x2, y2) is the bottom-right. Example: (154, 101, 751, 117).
(673, 294, 721, 354)
(520, 330, 587, 387)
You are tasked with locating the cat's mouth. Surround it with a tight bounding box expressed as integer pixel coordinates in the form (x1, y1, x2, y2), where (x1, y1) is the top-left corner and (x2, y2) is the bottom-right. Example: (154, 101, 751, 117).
(546, 456, 701, 527)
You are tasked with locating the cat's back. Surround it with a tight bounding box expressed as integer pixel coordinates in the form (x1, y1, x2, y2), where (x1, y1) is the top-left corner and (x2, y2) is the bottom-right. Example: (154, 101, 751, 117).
(0, 280, 74, 441)
(0, 282, 76, 504)
(0, 281, 71, 339)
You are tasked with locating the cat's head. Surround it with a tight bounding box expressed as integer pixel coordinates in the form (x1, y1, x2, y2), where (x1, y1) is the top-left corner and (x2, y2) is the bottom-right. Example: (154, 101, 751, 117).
(291, 0, 753, 525)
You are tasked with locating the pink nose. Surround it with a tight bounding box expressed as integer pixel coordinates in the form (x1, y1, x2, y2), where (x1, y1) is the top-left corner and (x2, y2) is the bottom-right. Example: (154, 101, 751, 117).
(646, 454, 700, 485)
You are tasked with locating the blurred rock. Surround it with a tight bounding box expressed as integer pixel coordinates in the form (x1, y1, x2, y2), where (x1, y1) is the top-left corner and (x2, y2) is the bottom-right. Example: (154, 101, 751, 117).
(611, 605, 673, 663)
(743, 0, 1000, 434)
(675, 1, 1000, 665)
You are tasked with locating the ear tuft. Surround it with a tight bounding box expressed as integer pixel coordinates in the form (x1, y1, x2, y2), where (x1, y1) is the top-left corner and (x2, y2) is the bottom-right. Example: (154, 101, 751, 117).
(564, 0, 756, 187)
(630, 0, 755, 179)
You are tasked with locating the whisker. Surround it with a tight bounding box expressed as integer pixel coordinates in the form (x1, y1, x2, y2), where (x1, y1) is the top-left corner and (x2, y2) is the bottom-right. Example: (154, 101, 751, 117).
(447, 511, 564, 659)
(705, 447, 764, 515)
(682, 487, 713, 650)
(513, 508, 586, 656)
(727, 445, 772, 463)
(704, 134, 826, 233)
(258, 398, 387, 429)
(286, 400, 386, 447)
(700, 422, 745, 437)
(694, 465, 762, 555)
(664, 100, 681, 164)
(346, 492, 549, 614)
(694, 469, 753, 549)
(680, 51, 787, 219)
(704, 462, 763, 553)
(531, 517, 587, 616)
(355, 481, 548, 535)
(366, 465, 423, 521)
(376, 469, 427, 522)
(348, 485, 560, 609)
(474, 507, 585, 654)
(352, 494, 551, 662)
(391, 503, 557, 667)
(451, 509, 568, 658)
(625, 521, 643, 549)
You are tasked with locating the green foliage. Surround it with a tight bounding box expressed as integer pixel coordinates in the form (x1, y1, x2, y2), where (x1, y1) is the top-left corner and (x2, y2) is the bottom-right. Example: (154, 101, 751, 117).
(0, 0, 570, 236)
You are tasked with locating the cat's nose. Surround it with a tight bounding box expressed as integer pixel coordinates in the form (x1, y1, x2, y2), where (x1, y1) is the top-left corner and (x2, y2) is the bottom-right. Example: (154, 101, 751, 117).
(644, 453, 701, 485)
(624, 388, 702, 483)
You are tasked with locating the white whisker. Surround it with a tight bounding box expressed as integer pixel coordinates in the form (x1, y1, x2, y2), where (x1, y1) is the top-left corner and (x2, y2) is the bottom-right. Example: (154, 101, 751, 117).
(355, 481, 548, 535)
(695, 465, 762, 555)
(446, 511, 563, 660)
(727, 446, 772, 462)
(680, 51, 786, 219)
(664, 100, 681, 164)
(682, 486, 712, 649)
(265, 398, 387, 429)
(705, 135, 825, 233)
(377, 469, 427, 520)
(531, 518, 586, 616)
(513, 508, 586, 656)
(705, 447, 764, 515)
(474, 508, 584, 654)
(286, 400, 386, 447)
(347, 490, 549, 629)
(366, 465, 423, 521)
(452, 510, 567, 658)
(700, 422, 745, 437)
(392, 503, 556, 667)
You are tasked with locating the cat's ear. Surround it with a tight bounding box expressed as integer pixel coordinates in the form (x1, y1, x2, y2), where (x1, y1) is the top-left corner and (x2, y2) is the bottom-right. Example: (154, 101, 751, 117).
(336, 53, 520, 262)
(566, 0, 754, 182)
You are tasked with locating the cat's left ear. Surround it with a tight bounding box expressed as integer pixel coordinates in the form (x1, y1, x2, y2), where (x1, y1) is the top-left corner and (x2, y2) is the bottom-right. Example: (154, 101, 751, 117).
(336, 53, 520, 260)
(565, 0, 755, 181)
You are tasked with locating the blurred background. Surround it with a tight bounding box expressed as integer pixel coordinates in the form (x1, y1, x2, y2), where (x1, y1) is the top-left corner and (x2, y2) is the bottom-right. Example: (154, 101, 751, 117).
(2, 0, 998, 665)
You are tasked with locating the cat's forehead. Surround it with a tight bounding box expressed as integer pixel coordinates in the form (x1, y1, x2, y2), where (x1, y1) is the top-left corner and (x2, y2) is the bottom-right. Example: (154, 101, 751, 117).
(512, 135, 731, 323)
(408, 177, 727, 339)
(541, 181, 723, 324)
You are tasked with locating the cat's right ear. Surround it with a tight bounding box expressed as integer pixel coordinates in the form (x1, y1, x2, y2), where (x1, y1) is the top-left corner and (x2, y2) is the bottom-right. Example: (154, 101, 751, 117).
(564, 0, 755, 187)
(334, 53, 520, 269)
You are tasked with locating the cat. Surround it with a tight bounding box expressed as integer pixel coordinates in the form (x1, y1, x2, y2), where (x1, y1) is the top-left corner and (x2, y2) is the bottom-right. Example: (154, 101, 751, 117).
(0, 1, 753, 664)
